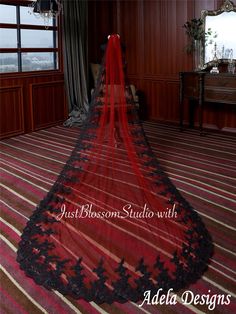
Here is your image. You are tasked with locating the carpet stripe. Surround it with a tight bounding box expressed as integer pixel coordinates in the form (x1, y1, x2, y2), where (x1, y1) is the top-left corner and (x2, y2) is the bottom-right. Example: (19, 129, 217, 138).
(0, 200, 28, 220)
(1, 160, 53, 184)
(0, 265, 48, 313)
(1, 142, 66, 164)
(169, 173, 236, 199)
(173, 177, 236, 204)
(1, 234, 18, 253)
(0, 287, 28, 314)
(214, 243, 236, 256)
(177, 187, 234, 213)
(0, 183, 36, 206)
(209, 264, 236, 282)
(130, 302, 152, 314)
(52, 291, 82, 314)
(89, 303, 110, 314)
(147, 136, 236, 158)
(0, 217, 21, 236)
(202, 275, 236, 298)
(156, 155, 236, 181)
(166, 168, 236, 190)
(211, 258, 236, 275)
(1, 151, 59, 174)
(1, 167, 48, 192)
(143, 122, 236, 143)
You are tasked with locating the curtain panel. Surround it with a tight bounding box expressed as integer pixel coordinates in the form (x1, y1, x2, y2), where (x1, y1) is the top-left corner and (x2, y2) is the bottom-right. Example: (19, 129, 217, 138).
(62, 0, 89, 126)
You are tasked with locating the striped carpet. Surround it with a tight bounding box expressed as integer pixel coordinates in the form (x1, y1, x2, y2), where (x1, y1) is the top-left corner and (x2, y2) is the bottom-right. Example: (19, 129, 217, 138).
(0, 121, 235, 314)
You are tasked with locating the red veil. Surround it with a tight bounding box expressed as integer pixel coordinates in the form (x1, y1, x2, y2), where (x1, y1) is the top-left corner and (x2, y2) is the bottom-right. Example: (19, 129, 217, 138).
(17, 34, 212, 303)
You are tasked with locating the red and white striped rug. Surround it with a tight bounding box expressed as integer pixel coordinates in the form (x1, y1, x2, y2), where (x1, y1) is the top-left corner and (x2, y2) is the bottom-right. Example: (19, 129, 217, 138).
(1, 122, 236, 313)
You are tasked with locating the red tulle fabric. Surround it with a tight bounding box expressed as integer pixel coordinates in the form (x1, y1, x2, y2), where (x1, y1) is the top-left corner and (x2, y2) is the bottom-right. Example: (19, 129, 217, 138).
(17, 34, 212, 303)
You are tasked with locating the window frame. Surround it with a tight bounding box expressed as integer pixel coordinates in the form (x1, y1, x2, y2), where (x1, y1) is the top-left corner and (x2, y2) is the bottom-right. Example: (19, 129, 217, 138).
(0, 0, 62, 76)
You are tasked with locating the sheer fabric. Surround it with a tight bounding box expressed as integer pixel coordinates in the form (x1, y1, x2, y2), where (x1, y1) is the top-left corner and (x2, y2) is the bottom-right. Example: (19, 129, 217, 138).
(17, 34, 212, 303)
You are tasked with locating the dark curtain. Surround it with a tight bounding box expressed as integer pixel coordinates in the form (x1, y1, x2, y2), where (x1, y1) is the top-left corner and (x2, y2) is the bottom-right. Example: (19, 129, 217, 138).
(62, 0, 89, 127)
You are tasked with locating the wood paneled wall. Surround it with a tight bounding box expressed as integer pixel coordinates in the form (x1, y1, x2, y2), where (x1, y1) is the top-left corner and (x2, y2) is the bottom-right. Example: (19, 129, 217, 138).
(88, 0, 236, 131)
(0, 72, 67, 139)
(30, 80, 66, 131)
(0, 85, 24, 138)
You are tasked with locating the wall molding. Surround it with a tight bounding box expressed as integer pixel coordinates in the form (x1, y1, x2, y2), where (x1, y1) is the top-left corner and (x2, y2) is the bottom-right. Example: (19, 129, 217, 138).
(30, 80, 66, 131)
(0, 85, 24, 139)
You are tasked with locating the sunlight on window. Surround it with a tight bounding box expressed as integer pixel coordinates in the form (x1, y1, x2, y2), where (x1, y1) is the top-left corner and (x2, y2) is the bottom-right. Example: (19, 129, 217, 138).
(0, 29, 17, 48)
(21, 29, 55, 48)
(0, 4, 16, 24)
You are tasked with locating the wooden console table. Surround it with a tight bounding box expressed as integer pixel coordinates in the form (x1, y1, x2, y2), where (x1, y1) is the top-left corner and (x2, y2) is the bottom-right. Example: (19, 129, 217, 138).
(179, 72, 236, 134)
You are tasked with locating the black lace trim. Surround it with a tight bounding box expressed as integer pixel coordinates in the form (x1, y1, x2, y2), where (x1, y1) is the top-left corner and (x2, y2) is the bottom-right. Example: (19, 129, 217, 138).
(17, 224, 212, 304)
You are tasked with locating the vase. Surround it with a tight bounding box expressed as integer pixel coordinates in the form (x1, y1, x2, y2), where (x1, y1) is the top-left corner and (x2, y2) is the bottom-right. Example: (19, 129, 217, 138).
(193, 40, 202, 71)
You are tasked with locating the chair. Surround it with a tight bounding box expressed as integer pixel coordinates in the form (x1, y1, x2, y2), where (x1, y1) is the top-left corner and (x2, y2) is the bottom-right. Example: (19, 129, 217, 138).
(90, 63, 140, 110)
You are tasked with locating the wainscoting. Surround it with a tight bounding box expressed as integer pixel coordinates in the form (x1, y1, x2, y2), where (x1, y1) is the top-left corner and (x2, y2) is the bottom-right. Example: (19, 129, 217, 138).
(0, 72, 67, 140)
(30, 80, 66, 131)
(0, 85, 24, 139)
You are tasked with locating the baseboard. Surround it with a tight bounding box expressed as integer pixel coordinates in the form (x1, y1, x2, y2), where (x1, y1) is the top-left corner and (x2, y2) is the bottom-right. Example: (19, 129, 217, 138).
(146, 118, 236, 134)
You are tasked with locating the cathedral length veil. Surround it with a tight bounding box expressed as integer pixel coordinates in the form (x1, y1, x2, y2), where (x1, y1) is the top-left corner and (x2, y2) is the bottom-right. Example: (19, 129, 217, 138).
(17, 34, 213, 303)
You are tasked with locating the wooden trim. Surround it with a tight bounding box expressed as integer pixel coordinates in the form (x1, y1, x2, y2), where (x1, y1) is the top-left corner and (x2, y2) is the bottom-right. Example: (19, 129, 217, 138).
(0, 23, 57, 31)
(33, 119, 65, 132)
(221, 127, 236, 133)
(0, 0, 32, 6)
(20, 48, 58, 52)
(127, 74, 179, 82)
(0, 69, 63, 79)
(29, 80, 34, 130)
(20, 24, 57, 31)
(57, 12, 63, 72)
(30, 80, 65, 88)
(143, 75, 179, 81)
(0, 48, 58, 53)
(0, 48, 18, 53)
(0, 23, 18, 29)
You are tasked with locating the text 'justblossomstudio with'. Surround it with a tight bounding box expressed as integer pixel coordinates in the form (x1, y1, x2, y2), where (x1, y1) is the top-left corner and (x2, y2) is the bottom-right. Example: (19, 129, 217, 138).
(56, 203, 178, 220)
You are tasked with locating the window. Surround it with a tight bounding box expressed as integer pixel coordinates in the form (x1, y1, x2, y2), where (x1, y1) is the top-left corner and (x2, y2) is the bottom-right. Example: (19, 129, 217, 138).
(0, 3, 59, 73)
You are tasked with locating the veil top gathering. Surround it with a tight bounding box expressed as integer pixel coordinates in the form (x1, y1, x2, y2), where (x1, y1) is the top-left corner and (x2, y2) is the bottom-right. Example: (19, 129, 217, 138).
(17, 34, 212, 303)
